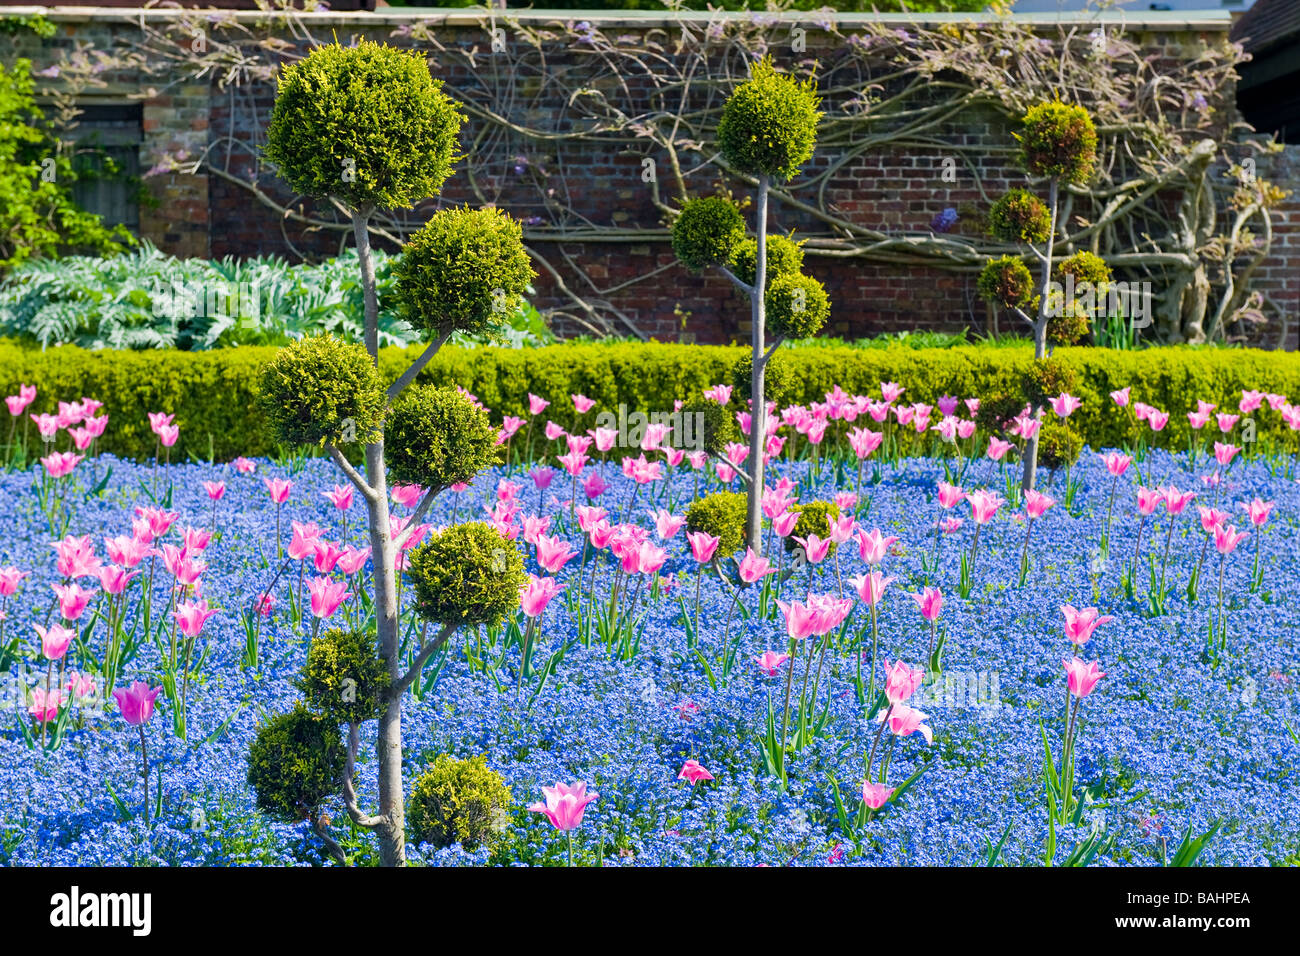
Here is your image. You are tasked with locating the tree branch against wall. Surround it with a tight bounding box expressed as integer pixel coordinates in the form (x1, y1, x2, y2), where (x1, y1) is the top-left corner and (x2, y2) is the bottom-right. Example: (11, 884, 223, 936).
(42, 4, 1290, 344)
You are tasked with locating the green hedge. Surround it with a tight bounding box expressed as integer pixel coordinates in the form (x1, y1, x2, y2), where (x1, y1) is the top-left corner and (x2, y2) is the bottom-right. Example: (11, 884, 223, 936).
(2, 339, 1298, 462)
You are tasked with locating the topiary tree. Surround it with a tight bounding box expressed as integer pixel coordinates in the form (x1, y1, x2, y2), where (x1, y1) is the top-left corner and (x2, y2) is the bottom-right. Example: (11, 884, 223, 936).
(976, 99, 1098, 491)
(407, 753, 513, 853)
(669, 57, 825, 552)
(685, 490, 748, 559)
(259, 40, 536, 867)
(406, 522, 526, 629)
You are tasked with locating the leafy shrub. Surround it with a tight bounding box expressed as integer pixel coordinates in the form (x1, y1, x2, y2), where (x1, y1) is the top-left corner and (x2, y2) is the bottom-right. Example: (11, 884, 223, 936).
(685, 491, 747, 558)
(1023, 356, 1080, 410)
(717, 57, 822, 181)
(766, 273, 830, 340)
(671, 197, 746, 272)
(784, 500, 841, 554)
(732, 349, 797, 409)
(247, 703, 345, 822)
(407, 522, 525, 628)
(974, 390, 1026, 437)
(1038, 419, 1084, 470)
(727, 234, 805, 288)
(988, 189, 1051, 244)
(263, 40, 464, 211)
(407, 754, 512, 852)
(393, 206, 535, 338)
(295, 629, 389, 725)
(1018, 101, 1098, 185)
(257, 334, 386, 448)
(678, 396, 740, 456)
(385, 385, 498, 490)
(977, 256, 1035, 310)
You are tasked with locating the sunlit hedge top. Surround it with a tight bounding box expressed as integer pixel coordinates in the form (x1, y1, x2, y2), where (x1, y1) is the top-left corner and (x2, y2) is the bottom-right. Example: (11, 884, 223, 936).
(717, 58, 822, 182)
(263, 41, 465, 211)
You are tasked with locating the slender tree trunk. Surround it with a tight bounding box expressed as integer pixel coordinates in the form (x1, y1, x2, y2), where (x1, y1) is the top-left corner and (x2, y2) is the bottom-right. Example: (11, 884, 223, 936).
(352, 207, 381, 360)
(746, 176, 770, 552)
(1022, 177, 1058, 493)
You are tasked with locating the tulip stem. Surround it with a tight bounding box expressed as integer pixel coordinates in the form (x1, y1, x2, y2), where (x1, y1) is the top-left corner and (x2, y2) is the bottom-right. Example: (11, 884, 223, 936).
(865, 703, 893, 779)
(138, 723, 151, 828)
(778, 639, 800, 766)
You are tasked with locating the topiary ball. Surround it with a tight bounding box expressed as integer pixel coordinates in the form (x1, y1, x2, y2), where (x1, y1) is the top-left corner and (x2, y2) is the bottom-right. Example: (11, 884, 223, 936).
(783, 500, 841, 554)
(988, 188, 1051, 245)
(407, 522, 525, 628)
(732, 349, 798, 410)
(385, 385, 498, 491)
(727, 234, 806, 288)
(258, 334, 386, 448)
(247, 703, 345, 823)
(671, 196, 746, 272)
(407, 754, 513, 852)
(1047, 307, 1091, 347)
(678, 397, 740, 457)
(295, 628, 389, 725)
(974, 391, 1028, 438)
(393, 206, 536, 339)
(717, 57, 822, 182)
(263, 40, 465, 211)
(1038, 419, 1084, 471)
(1057, 250, 1112, 288)
(1017, 101, 1098, 186)
(1023, 356, 1080, 411)
(977, 255, 1036, 311)
(685, 491, 747, 558)
(766, 273, 830, 340)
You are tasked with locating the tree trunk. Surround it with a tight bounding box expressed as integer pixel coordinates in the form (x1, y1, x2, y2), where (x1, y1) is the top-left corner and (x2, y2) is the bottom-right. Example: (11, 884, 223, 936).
(745, 176, 770, 552)
(352, 207, 381, 362)
(1022, 177, 1058, 494)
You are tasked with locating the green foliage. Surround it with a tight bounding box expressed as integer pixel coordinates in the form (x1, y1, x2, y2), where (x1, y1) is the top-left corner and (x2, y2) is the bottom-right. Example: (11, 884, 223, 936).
(678, 396, 739, 456)
(974, 390, 1027, 437)
(977, 255, 1036, 311)
(407, 522, 525, 628)
(1018, 101, 1098, 185)
(671, 197, 746, 272)
(988, 188, 1051, 244)
(407, 754, 512, 852)
(727, 234, 805, 288)
(1038, 419, 1083, 471)
(685, 491, 747, 558)
(1057, 250, 1111, 287)
(732, 349, 797, 409)
(766, 272, 830, 340)
(784, 500, 841, 554)
(295, 628, 389, 725)
(0, 59, 132, 273)
(385, 385, 498, 490)
(7, 339, 1300, 462)
(0, 244, 550, 351)
(263, 40, 464, 211)
(247, 703, 345, 822)
(1047, 308, 1091, 347)
(1023, 356, 1080, 410)
(393, 206, 536, 339)
(716, 57, 821, 182)
(257, 334, 386, 448)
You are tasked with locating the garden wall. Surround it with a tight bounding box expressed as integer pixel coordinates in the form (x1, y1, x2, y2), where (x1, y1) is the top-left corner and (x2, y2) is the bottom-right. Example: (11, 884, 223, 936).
(6, 7, 1298, 347)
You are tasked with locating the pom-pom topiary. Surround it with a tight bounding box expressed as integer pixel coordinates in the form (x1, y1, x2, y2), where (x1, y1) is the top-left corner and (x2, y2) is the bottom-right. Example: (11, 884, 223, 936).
(717, 57, 822, 182)
(671, 196, 746, 272)
(1057, 250, 1112, 287)
(1023, 356, 1080, 411)
(732, 349, 798, 410)
(247, 703, 345, 822)
(988, 188, 1051, 245)
(257, 334, 386, 448)
(1017, 101, 1098, 186)
(295, 628, 390, 725)
(685, 491, 747, 558)
(407, 522, 525, 628)
(727, 234, 806, 288)
(1038, 419, 1084, 471)
(783, 500, 841, 554)
(679, 397, 740, 457)
(976, 255, 1036, 311)
(385, 385, 498, 491)
(1047, 306, 1091, 347)
(393, 206, 536, 339)
(766, 272, 830, 340)
(974, 391, 1028, 438)
(263, 41, 465, 211)
(407, 754, 513, 852)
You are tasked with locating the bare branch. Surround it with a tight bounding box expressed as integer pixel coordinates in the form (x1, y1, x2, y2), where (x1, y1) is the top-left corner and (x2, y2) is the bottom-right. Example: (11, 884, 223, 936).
(394, 624, 456, 695)
(326, 446, 379, 504)
(342, 722, 386, 830)
(387, 330, 453, 401)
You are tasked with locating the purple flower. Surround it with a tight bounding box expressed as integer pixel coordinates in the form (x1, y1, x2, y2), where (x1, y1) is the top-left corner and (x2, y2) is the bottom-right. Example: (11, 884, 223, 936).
(931, 208, 959, 233)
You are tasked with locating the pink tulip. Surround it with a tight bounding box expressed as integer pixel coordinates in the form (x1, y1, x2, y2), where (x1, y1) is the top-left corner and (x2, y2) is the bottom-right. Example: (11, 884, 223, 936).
(66, 672, 96, 700)
(1061, 605, 1113, 645)
(772, 510, 799, 538)
(287, 521, 325, 561)
(1213, 442, 1240, 467)
(52, 582, 95, 621)
(536, 534, 578, 574)
(738, 548, 775, 584)
(1049, 392, 1082, 417)
(35, 623, 75, 661)
(1110, 387, 1130, 408)
(849, 570, 895, 607)
(312, 539, 345, 574)
(908, 586, 943, 622)
(1213, 524, 1249, 556)
(0, 566, 29, 597)
(233, 457, 257, 475)
(307, 577, 350, 619)
(157, 424, 180, 447)
(1239, 498, 1273, 528)
(1024, 490, 1056, 519)
(96, 564, 141, 595)
(113, 680, 162, 725)
(391, 484, 424, 508)
(937, 482, 965, 510)
(940, 517, 963, 535)
(856, 528, 900, 565)
(878, 704, 933, 744)
(528, 393, 550, 416)
(203, 480, 226, 501)
(582, 471, 609, 499)
(686, 531, 719, 564)
(793, 533, 832, 565)
(1216, 413, 1239, 434)
(1100, 452, 1132, 477)
(847, 426, 884, 460)
(323, 484, 354, 510)
(967, 489, 1005, 524)
(29, 687, 66, 723)
(1198, 506, 1229, 534)
(777, 599, 820, 641)
(528, 781, 598, 832)
(175, 599, 218, 637)
(264, 477, 292, 504)
(880, 382, 905, 403)
(104, 535, 150, 569)
(1063, 657, 1106, 699)
(883, 659, 925, 706)
(572, 393, 596, 414)
(1187, 411, 1210, 430)
(653, 510, 686, 539)
(756, 650, 790, 675)
(336, 546, 372, 576)
(520, 574, 565, 617)
(1136, 487, 1165, 517)
(1147, 410, 1169, 432)
(677, 759, 714, 786)
(1158, 485, 1197, 515)
(987, 437, 1014, 461)
(861, 781, 896, 810)
(41, 451, 84, 478)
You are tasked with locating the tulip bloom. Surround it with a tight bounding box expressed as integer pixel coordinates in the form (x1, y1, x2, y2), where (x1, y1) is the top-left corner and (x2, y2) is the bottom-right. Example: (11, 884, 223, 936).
(883, 659, 925, 706)
(113, 680, 163, 825)
(307, 577, 350, 620)
(908, 586, 943, 661)
(862, 781, 896, 811)
(1061, 605, 1113, 645)
(52, 582, 96, 621)
(1063, 657, 1106, 699)
(35, 622, 75, 661)
(677, 759, 714, 786)
(857, 528, 900, 566)
(756, 650, 790, 675)
(737, 548, 775, 584)
(535, 534, 578, 574)
(529, 780, 598, 865)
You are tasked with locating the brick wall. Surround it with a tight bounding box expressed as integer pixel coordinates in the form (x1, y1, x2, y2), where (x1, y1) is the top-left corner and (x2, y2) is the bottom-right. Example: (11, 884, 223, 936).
(11, 7, 1296, 347)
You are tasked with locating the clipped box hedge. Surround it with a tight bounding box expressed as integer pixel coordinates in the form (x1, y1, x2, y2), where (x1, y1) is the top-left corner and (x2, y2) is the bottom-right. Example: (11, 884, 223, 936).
(2, 339, 1298, 462)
